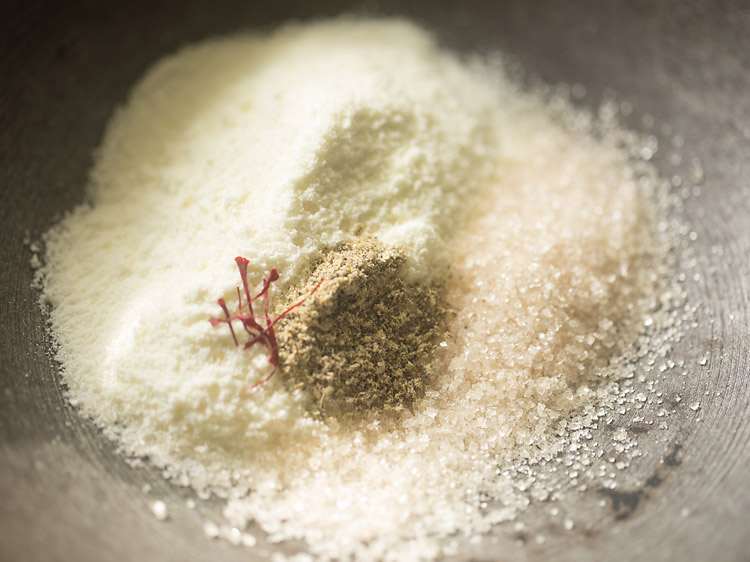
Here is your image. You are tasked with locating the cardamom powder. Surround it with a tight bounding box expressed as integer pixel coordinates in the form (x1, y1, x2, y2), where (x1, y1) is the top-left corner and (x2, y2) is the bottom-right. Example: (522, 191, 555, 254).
(276, 237, 447, 416)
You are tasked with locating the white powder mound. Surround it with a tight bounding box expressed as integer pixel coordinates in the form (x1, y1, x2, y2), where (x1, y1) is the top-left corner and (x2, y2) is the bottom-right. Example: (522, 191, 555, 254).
(39, 17, 685, 562)
(41, 19, 499, 466)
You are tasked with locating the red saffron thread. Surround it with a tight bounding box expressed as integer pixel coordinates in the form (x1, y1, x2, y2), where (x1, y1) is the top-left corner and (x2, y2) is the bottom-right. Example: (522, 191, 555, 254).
(210, 257, 323, 390)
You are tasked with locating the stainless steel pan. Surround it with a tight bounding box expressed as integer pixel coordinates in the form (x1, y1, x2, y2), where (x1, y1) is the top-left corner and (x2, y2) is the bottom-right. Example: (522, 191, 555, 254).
(1, 1, 748, 560)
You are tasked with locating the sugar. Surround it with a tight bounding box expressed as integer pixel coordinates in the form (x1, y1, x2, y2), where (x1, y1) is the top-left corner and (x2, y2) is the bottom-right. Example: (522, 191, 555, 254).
(150, 500, 168, 521)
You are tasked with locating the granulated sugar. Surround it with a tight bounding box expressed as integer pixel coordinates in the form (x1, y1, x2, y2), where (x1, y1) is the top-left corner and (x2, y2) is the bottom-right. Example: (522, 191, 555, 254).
(37, 17, 688, 562)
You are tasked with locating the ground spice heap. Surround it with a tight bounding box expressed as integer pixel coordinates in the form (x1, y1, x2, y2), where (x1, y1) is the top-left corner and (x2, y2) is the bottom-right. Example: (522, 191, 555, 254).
(276, 237, 446, 415)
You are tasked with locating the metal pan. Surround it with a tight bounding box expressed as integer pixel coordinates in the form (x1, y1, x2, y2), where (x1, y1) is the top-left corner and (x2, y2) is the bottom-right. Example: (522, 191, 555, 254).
(1, 1, 748, 560)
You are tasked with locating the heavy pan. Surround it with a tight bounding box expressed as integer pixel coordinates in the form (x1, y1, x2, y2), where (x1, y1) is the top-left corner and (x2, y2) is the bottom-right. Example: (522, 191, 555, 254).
(1, 1, 748, 560)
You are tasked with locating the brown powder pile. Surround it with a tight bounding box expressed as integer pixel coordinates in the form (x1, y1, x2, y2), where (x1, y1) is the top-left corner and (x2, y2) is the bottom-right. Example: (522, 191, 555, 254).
(276, 237, 447, 416)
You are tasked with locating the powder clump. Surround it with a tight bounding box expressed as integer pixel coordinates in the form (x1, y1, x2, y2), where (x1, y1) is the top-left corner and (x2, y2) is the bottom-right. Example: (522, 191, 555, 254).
(277, 237, 446, 415)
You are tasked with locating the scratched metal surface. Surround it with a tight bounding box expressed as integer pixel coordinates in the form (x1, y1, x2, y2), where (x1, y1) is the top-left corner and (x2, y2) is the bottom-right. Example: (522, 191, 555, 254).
(1, 1, 749, 561)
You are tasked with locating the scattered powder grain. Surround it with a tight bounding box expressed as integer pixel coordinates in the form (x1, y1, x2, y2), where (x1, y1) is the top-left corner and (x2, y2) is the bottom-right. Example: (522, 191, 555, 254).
(37, 17, 688, 562)
(150, 500, 169, 521)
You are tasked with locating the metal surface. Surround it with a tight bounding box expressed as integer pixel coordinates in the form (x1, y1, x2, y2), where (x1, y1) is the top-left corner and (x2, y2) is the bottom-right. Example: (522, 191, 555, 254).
(1, 1, 749, 560)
